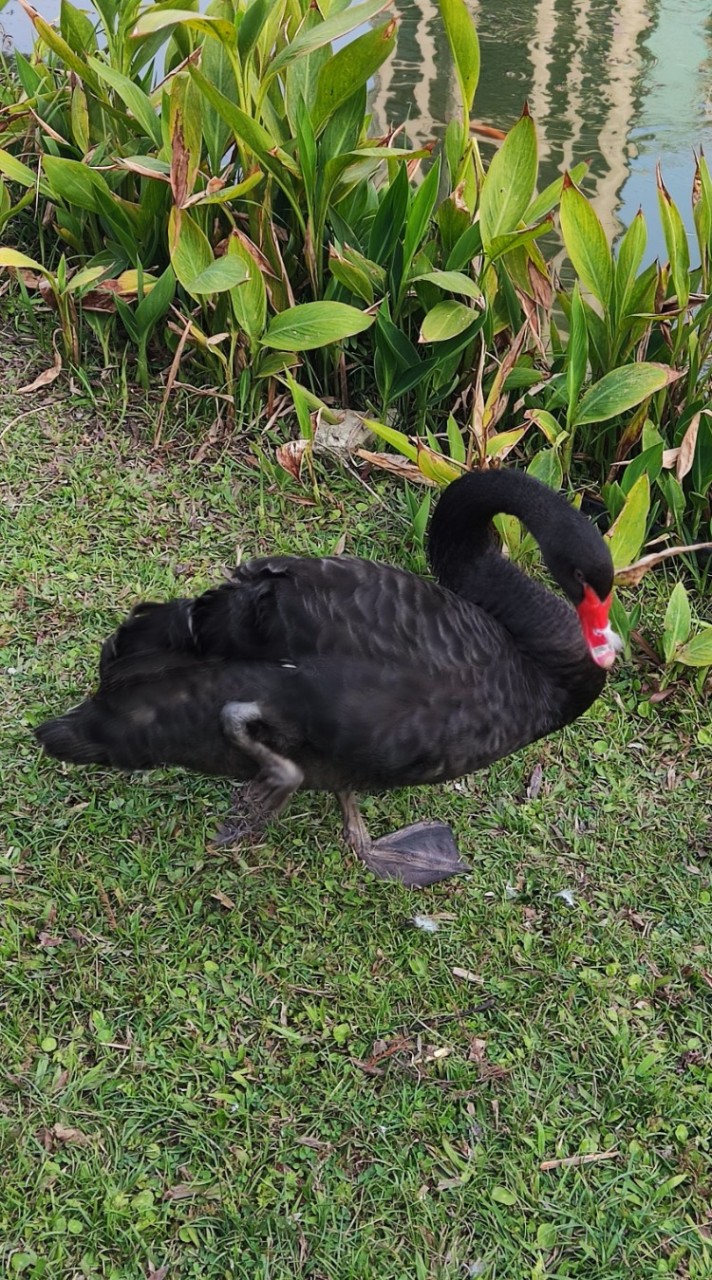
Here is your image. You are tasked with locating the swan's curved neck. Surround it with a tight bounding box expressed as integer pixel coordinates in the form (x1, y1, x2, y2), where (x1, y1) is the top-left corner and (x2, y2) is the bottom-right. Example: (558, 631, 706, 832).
(427, 470, 587, 673)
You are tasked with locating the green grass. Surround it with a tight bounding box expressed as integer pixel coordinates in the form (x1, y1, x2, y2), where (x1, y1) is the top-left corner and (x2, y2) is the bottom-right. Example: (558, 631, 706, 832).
(1, 317, 711, 1280)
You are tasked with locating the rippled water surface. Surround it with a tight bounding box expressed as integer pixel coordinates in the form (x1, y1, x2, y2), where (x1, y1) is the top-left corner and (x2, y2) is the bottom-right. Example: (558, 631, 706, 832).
(3, 0, 712, 261)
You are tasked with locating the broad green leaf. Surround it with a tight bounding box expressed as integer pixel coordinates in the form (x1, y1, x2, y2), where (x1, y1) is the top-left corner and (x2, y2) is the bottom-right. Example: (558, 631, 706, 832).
(479, 110, 537, 256)
(269, 0, 391, 80)
(261, 302, 374, 351)
(663, 581, 692, 663)
(363, 418, 418, 462)
(0, 147, 50, 196)
(88, 57, 162, 147)
(227, 234, 267, 341)
(411, 269, 481, 300)
(312, 21, 397, 134)
(438, 0, 480, 117)
(237, 0, 273, 61)
(605, 473, 650, 569)
(525, 409, 566, 445)
(30, 14, 102, 92)
(527, 447, 563, 490)
(0, 247, 52, 277)
(486, 426, 529, 458)
(524, 161, 588, 224)
(573, 363, 678, 426)
(487, 220, 551, 262)
(329, 249, 374, 304)
(420, 300, 475, 343)
(491, 1187, 517, 1206)
(189, 256, 248, 295)
(135, 265, 176, 335)
(566, 281, 588, 425)
(693, 153, 712, 268)
(70, 81, 90, 154)
(657, 166, 690, 309)
(189, 68, 300, 180)
(61, 0, 97, 54)
(66, 264, 109, 293)
(560, 176, 613, 307)
(417, 445, 462, 485)
(615, 208, 647, 321)
(168, 207, 212, 290)
(403, 156, 441, 275)
(446, 413, 466, 463)
(187, 173, 263, 206)
(675, 627, 712, 668)
(131, 8, 236, 44)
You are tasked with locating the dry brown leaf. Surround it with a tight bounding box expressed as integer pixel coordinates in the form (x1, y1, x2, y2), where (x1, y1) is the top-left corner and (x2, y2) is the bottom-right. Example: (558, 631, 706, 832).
(526, 762, 543, 800)
(146, 1263, 170, 1280)
(52, 1122, 92, 1147)
(452, 967, 485, 985)
(276, 439, 309, 482)
(18, 350, 62, 394)
(356, 449, 436, 485)
(468, 1037, 488, 1063)
(615, 541, 712, 586)
(540, 1148, 618, 1172)
(676, 411, 705, 480)
(661, 447, 680, 469)
(210, 889, 236, 911)
(38, 932, 62, 947)
(332, 532, 347, 556)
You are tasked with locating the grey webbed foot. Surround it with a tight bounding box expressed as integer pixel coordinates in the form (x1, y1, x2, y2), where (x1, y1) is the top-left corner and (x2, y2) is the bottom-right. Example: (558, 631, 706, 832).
(337, 792, 469, 888)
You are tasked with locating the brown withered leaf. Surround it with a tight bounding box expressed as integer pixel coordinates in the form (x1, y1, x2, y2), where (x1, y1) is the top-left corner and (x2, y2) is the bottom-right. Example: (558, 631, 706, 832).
(146, 1263, 169, 1280)
(18, 349, 62, 394)
(676, 411, 707, 480)
(468, 1037, 488, 1063)
(276, 439, 309, 482)
(210, 889, 236, 911)
(615, 541, 712, 586)
(38, 932, 62, 947)
(452, 967, 485, 985)
(526, 762, 543, 800)
(356, 449, 435, 485)
(52, 1122, 92, 1147)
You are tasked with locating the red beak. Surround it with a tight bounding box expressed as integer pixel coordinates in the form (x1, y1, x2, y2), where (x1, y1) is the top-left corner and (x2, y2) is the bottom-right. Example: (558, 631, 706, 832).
(576, 585, 621, 669)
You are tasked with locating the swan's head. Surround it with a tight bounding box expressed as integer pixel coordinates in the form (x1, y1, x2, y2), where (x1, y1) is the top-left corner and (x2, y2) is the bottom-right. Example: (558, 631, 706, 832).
(576, 585, 622, 669)
(546, 534, 621, 670)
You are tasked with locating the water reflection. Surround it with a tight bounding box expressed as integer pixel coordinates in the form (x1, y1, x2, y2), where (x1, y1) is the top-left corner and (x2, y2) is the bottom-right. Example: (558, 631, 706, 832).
(371, 0, 712, 263)
(3, 0, 712, 262)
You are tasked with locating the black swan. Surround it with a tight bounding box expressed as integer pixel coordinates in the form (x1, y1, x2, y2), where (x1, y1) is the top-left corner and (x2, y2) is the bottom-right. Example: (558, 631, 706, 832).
(35, 469, 621, 887)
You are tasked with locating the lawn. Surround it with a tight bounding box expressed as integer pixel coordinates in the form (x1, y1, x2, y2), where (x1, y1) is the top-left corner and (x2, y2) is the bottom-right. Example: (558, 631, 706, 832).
(1, 317, 711, 1280)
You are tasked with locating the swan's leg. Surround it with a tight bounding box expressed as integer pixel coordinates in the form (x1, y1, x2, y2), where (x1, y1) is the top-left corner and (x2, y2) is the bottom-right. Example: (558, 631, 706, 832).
(336, 792, 469, 888)
(212, 701, 303, 847)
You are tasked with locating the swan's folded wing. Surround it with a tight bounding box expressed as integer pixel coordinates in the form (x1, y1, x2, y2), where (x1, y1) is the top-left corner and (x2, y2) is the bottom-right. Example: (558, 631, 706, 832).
(190, 555, 503, 672)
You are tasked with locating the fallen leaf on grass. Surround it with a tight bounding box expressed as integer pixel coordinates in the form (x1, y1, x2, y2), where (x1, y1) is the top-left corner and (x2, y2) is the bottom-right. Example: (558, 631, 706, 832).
(37, 932, 62, 947)
(146, 1264, 169, 1280)
(52, 1122, 92, 1147)
(356, 449, 437, 485)
(163, 1181, 220, 1201)
(526, 762, 543, 800)
(452, 967, 485, 984)
(276, 439, 309, 481)
(18, 349, 62, 394)
(210, 889, 236, 911)
(540, 1148, 618, 1171)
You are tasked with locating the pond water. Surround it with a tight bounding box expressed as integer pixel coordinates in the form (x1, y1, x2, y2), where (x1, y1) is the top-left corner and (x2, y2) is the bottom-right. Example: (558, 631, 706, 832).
(3, 0, 712, 264)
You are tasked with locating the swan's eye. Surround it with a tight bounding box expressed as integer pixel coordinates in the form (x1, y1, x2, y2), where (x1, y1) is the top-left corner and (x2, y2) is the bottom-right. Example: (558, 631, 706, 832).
(574, 568, 585, 585)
